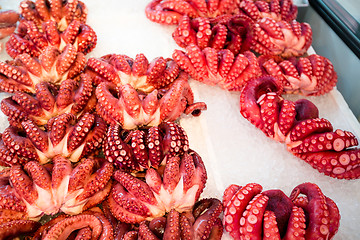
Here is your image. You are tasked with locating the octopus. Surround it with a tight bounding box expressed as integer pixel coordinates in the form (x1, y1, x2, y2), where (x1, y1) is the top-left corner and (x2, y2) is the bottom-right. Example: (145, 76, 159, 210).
(104, 121, 189, 171)
(6, 19, 97, 58)
(0, 155, 113, 221)
(0, 112, 107, 165)
(0, 44, 86, 93)
(1, 73, 96, 128)
(89, 54, 207, 129)
(240, 75, 360, 179)
(173, 44, 261, 91)
(258, 54, 338, 95)
(107, 150, 207, 224)
(145, 0, 238, 25)
(223, 182, 340, 239)
(250, 17, 312, 58)
(19, 0, 88, 30)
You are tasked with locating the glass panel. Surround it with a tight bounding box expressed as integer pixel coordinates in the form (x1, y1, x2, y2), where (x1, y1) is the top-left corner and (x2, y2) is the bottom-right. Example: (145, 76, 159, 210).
(336, 0, 360, 22)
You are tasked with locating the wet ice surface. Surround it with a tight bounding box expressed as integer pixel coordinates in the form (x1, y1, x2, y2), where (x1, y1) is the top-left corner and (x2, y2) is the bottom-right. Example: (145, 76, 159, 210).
(1, 0, 359, 239)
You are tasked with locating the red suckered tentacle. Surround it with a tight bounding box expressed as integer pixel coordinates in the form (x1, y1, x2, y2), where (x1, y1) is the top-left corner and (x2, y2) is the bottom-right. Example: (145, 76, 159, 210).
(0, 220, 41, 240)
(103, 124, 138, 170)
(1, 92, 43, 128)
(173, 15, 212, 49)
(289, 129, 358, 154)
(9, 165, 39, 208)
(42, 214, 103, 240)
(282, 206, 306, 240)
(192, 198, 223, 239)
(239, 193, 269, 240)
(223, 183, 263, 240)
(109, 170, 162, 223)
(262, 211, 281, 240)
(2, 124, 45, 162)
(75, 158, 114, 203)
(240, 76, 360, 179)
(66, 113, 107, 161)
(290, 182, 340, 239)
(250, 18, 312, 58)
(145, 0, 197, 25)
(259, 54, 337, 96)
(240, 75, 283, 131)
(159, 121, 190, 157)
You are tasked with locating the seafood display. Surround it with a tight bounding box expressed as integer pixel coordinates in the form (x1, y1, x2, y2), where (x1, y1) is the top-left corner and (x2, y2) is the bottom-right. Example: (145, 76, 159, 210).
(0, 0, 358, 239)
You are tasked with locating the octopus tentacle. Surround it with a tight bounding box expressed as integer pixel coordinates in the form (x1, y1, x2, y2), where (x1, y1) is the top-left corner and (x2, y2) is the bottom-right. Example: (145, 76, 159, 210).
(1, 73, 95, 127)
(282, 206, 306, 240)
(223, 183, 263, 240)
(239, 194, 269, 240)
(145, 0, 238, 25)
(290, 182, 340, 239)
(259, 54, 337, 96)
(1, 44, 86, 93)
(1, 112, 106, 164)
(95, 70, 205, 129)
(263, 211, 281, 240)
(240, 76, 360, 179)
(43, 214, 103, 240)
(250, 18, 312, 57)
(173, 44, 261, 91)
(0, 219, 41, 239)
(238, 0, 298, 22)
(192, 198, 223, 239)
(6, 18, 96, 59)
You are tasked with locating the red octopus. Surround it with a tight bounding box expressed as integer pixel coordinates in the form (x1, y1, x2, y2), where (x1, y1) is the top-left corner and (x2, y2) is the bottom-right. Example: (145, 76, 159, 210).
(19, 0, 88, 30)
(258, 54, 337, 96)
(223, 182, 340, 240)
(1, 73, 96, 128)
(173, 44, 261, 91)
(145, 0, 238, 25)
(88, 53, 206, 129)
(0, 156, 113, 221)
(0, 44, 86, 93)
(250, 17, 312, 58)
(6, 19, 97, 58)
(1, 112, 106, 165)
(104, 121, 189, 171)
(240, 75, 360, 179)
(107, 150, 207, 224)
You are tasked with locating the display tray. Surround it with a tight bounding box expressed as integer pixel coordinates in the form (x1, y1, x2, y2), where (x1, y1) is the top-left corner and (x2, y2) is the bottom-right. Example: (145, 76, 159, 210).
(1, 0, 359, 239)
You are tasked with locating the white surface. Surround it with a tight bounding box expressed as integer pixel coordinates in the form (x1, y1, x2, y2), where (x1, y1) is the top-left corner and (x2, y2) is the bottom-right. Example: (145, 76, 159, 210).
(0, 0, 359, 239)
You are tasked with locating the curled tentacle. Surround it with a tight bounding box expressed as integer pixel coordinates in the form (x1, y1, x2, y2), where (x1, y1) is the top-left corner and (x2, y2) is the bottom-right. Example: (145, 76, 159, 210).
(240, 75, 360, 179)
